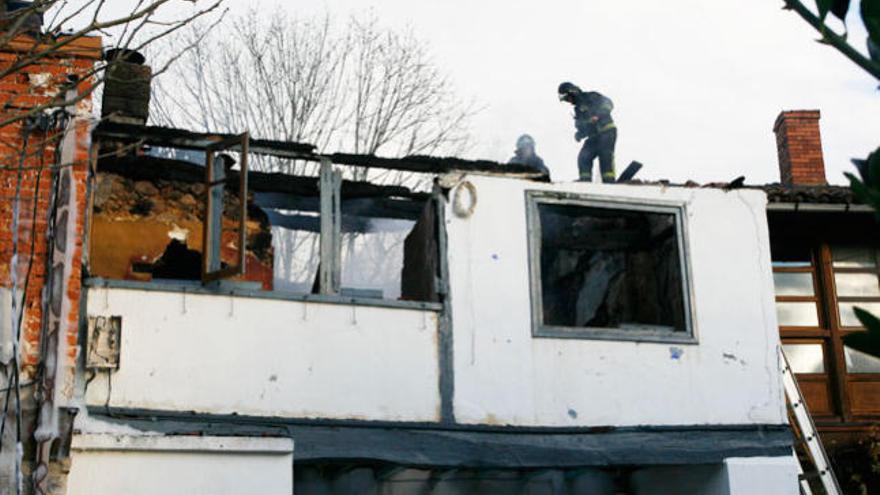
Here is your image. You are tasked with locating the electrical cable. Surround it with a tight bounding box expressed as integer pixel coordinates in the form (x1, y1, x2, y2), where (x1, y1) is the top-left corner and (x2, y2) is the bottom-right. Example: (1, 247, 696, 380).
(1, 129, 31, 456)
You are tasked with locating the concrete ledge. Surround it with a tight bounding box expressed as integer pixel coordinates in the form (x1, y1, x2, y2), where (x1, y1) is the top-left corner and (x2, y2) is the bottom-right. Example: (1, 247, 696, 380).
(88, 408, 793, 468)
(85, 277, 443, 312)
(72, 434, 293, 455)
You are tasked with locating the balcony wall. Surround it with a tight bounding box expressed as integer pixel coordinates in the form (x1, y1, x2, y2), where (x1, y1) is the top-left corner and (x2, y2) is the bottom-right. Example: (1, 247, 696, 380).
(84, 287, 441, 422)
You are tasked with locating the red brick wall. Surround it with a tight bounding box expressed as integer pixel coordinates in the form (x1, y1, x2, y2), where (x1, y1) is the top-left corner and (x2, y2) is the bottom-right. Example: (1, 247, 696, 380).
(773, 110, 827, 186)
(0, 36, 101, 378)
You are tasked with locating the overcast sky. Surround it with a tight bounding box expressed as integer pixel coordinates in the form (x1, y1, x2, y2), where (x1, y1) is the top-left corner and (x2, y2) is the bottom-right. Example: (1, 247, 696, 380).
(104, 0, 880, 184)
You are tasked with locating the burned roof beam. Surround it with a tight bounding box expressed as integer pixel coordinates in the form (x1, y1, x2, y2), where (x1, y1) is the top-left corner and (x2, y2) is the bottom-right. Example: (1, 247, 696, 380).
(330, 153, 547, 179)
(94, 122, 318, 158)
(94, 123, 549, 178)
(250, 169, 424, 199)
(97, 156, 425, 199)
(255, 193, 426, 221)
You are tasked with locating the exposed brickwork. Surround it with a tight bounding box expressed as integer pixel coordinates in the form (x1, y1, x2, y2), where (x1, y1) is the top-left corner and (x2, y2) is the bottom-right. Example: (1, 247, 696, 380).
(773, 110, 827, 186)
(0, 35, 100, 379)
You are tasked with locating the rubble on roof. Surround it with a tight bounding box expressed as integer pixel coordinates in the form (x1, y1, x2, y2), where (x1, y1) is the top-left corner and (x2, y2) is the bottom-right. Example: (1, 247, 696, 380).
(760, 184, 856, 204)
(621, 179, 856, 205)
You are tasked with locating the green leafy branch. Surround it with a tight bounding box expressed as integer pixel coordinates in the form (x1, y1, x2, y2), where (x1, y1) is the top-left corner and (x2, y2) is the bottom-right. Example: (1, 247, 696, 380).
(783, 0, 880, 80)
(784, 1, 880, 354)
(844, 148, 880, 355)
(846, 307, 880, 361)
(846, 147, 880, 219)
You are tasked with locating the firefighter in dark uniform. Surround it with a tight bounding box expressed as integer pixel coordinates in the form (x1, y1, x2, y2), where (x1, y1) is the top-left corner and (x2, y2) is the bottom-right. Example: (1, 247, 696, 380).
(558, 82, 616, 183)
(508, 134, 550, 178)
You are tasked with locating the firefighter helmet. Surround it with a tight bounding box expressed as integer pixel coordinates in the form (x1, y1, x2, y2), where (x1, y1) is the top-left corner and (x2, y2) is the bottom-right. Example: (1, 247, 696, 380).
(557, 81, 581, 100)
(516, 134, 535, 150)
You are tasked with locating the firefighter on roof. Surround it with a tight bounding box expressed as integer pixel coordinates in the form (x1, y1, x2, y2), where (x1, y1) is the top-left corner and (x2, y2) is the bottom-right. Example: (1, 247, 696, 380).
(508, 134, 550, 178)
(558, 81, 616, 183)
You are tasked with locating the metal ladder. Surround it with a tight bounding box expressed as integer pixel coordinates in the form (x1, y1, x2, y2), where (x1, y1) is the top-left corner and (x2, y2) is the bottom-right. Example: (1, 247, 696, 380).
(779, 347, 842, 495)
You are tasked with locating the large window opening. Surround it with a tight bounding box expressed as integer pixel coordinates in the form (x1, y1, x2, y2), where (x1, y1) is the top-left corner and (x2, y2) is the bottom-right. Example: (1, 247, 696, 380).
(88, 125, 443, 304)
(527, 192, 694, 342)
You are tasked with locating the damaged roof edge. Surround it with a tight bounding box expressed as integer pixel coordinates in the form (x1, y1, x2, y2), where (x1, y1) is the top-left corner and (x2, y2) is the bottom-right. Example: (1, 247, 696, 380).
(93, 122, 548, 180)
(93, 122, 318, 158)
(97, 155, 430, 199)
(328, 153, 547, 179)
(621, 179, 857, 206)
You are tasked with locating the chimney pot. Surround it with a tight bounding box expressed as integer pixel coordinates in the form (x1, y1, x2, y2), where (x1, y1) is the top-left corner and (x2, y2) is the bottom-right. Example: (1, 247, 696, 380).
(101, 48, 151, 125)
(2, 1, 44, 34)
(773, 110, 827, 186)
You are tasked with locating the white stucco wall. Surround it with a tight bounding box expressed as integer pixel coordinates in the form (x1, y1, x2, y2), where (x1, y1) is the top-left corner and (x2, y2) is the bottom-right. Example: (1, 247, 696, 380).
(724, 456, 799, 495)
(85, 288, 440, 421)
(83, 175, 785, 430)
(67, 434, 293, 495)
(629, 456, 798, 495)
(446, 176, 786, 427)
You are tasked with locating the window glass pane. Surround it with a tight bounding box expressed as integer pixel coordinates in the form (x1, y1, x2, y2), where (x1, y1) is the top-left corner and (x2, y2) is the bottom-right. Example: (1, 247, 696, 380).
(838, 302, 880, 327)
(845, 346, 880, 373)
(773, 272, 814, 296)
(339, 218, 415, 301)
(771, 244, 812, 268)
(834, 273, 880, 297)
(339, 196, 432, 301)
(776, 302, 819, 327)
(783, 344, 825, 373)
(832, 247, 877, 269)
(268, 210, 320, 293)
(538, 203, 685, 331)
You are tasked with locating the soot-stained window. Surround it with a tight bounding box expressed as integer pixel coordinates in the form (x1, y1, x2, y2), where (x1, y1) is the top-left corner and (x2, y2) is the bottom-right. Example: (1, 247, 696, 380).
(527, 192, 694, 342)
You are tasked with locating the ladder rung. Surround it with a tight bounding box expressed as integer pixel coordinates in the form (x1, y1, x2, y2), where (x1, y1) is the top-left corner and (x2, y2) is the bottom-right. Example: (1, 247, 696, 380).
(781, 347, 842, 495)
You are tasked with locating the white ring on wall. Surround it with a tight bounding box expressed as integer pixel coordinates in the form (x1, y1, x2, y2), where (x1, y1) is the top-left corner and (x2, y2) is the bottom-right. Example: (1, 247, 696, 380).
(452, 180, 477, 218)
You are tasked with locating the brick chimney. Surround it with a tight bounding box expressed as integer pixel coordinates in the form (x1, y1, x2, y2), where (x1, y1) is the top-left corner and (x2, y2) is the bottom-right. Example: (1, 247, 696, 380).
(773, 110, 827, 186)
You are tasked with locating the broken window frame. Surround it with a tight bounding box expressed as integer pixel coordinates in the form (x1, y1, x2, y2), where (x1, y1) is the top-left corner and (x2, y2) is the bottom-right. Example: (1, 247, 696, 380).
(88, 124, 468, 305)
(318, 158, 343, 295)
(314, 161, 444, 300)
(525, 190, 697, 343)
(202, 132, 249, 283)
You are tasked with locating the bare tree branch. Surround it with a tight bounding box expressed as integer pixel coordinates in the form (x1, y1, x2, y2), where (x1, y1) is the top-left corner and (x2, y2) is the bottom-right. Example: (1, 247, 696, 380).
(0, 1, 226, 133)
(149, 9, 475, 294)
(151, 10, 476, 177)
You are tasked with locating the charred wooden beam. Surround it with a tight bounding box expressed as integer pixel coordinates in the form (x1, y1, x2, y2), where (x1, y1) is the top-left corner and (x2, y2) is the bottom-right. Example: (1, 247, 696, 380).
(94, 122, 317, 158)
(94, 123, 551, 179)
(330, 153, 547, 179)
(254, 193, 425, 220)
(97, 155, 425, 199)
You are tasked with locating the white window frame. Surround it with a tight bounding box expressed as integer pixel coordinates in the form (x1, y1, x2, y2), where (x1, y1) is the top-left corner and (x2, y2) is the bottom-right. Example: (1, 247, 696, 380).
(525, 190, 698, 343)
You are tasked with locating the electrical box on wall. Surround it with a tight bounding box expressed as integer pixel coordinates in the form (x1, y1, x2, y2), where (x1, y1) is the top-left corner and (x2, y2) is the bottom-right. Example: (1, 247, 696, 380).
(86, 316, 121, 370)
